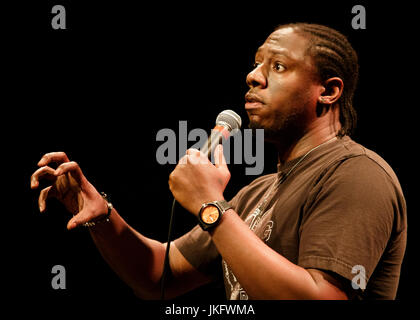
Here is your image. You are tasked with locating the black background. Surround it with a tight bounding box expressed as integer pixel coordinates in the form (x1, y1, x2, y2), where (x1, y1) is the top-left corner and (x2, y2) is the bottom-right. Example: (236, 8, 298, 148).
(3, 0, 416, 317)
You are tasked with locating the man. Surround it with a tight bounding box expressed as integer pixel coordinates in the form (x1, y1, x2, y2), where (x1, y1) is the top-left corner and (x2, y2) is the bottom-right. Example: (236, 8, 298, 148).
(30, 23, 406, 300)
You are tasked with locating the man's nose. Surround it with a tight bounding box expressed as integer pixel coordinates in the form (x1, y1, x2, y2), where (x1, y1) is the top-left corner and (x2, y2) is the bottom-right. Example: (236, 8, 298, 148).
(246, 64, 267, 88)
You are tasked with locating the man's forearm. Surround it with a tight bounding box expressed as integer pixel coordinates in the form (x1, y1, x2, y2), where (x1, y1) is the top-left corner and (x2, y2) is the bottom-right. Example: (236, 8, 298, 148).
(89, 208, 166, 299)
(210, 209, 341, 299)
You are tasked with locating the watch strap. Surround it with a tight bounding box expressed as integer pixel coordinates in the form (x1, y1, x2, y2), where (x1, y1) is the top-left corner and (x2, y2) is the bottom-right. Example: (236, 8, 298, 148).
(215, 199, 232, 213)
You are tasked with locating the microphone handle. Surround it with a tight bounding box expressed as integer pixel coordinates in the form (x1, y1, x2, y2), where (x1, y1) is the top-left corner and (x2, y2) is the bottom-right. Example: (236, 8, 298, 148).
(201, 130, 224, 159)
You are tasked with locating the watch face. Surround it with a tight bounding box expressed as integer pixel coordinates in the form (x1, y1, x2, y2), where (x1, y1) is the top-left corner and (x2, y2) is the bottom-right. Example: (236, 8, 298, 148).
(201, 205, 220, 224)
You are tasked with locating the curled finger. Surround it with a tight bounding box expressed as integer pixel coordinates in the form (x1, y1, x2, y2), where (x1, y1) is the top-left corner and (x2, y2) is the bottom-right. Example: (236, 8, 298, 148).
(54, 161, 86, 186)
(31, 166, 56, 189)
(187, 148, 209, 165)
(38, 185, 55, 212)
(186, 148, 200, 156)
(38, 151, 70, 167)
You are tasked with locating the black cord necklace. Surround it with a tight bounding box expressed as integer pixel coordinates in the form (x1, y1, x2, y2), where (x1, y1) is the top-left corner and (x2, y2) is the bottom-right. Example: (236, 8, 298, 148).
(250, 137, 337, 226)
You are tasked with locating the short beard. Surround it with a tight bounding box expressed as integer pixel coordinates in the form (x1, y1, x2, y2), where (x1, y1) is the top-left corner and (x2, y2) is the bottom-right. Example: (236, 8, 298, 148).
(248, 108, 307, 148)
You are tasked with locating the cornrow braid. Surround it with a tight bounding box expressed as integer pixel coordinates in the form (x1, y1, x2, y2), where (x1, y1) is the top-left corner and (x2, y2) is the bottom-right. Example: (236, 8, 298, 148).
(275, 23, 359, 137)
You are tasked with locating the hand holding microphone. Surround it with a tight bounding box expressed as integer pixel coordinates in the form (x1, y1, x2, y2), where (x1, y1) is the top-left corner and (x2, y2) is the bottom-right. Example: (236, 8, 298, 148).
(168, 110, 242, 215)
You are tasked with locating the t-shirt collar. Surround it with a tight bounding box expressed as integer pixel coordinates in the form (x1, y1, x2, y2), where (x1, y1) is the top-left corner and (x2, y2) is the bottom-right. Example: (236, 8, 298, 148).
(276, 136, 345, 180)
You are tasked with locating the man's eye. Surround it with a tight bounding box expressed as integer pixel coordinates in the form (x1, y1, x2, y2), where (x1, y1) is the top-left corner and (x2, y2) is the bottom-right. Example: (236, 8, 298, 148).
(253, 62, 262, 69)
(274, 62, 285, 72)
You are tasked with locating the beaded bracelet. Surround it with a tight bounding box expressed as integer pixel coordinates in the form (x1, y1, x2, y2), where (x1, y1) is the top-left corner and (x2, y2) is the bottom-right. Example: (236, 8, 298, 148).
(82, 192, 113, 227)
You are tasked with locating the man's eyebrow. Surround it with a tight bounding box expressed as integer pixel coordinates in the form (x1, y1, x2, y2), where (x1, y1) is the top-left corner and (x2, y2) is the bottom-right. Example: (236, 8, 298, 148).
(255, 47, 293, 59)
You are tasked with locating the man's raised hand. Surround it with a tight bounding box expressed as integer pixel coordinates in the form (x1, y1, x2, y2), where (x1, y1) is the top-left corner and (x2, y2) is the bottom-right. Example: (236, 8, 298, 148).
(30, 152, 108, 230)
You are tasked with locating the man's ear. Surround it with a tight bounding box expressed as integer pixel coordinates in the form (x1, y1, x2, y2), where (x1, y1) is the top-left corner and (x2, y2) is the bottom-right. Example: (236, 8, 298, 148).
(318, 77, 344, 105)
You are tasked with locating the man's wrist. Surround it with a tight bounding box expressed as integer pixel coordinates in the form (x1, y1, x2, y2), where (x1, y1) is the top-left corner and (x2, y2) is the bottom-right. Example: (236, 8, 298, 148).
(83, 192, 113, 228)
(208, 208, 234, 235)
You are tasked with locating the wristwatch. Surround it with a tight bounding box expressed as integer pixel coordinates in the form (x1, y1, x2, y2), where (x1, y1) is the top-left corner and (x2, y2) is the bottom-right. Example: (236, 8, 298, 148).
(198, 200, 232, 231)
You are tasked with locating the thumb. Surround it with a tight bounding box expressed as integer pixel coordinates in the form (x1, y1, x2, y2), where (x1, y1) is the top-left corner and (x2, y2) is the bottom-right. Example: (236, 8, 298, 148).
(66, 211, 90, 230)
(215, 144, 228, 170)
(67, 216, 79, 230)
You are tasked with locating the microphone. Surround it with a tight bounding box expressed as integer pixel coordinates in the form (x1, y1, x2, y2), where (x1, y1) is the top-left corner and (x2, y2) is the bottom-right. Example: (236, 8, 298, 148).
(201, 109, 242, 159)
(161, 109, 241, 300)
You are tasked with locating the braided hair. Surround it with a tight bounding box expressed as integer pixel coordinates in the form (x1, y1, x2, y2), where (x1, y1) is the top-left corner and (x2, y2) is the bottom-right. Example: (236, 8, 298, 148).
(275, 23, 359, 137)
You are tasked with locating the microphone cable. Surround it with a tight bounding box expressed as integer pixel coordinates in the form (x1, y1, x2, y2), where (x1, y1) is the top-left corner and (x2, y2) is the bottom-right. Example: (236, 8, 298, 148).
(160, 197, 177, 300)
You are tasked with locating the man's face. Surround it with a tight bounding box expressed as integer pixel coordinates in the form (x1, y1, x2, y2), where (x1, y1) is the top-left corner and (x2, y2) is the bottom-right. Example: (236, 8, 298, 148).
(245, 27, 321, 143)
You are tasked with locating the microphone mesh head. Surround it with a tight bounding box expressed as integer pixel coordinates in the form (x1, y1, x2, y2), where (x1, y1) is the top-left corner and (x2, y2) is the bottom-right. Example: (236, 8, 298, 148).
(216, 109, 242, 131)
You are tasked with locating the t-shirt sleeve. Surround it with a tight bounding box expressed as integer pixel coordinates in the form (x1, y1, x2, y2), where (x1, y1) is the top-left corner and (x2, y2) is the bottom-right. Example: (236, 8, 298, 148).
(173, 224, 221, 279)
(173, 187, 247, 279)
(297, 155, 401, 290)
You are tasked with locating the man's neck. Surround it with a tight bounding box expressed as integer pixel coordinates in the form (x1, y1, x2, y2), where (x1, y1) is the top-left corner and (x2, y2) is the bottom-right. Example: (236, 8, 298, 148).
(275, 115, 341, 164)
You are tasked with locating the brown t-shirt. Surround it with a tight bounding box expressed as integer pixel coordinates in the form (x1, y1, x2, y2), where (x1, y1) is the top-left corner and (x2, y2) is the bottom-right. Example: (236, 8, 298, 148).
(174, 136, 407, 299)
